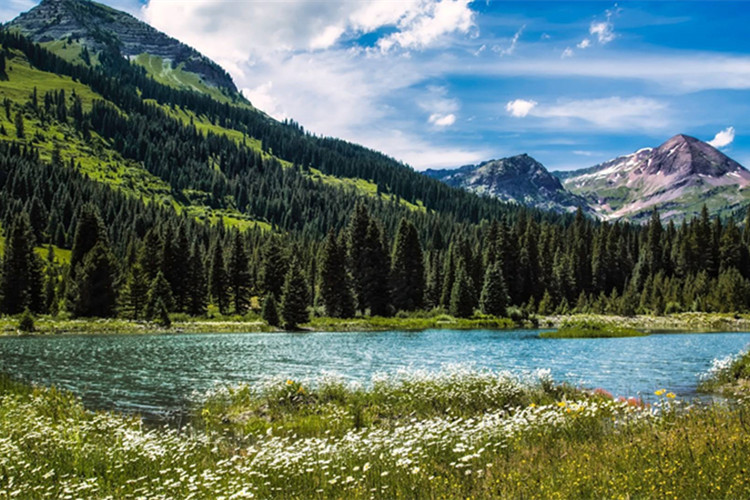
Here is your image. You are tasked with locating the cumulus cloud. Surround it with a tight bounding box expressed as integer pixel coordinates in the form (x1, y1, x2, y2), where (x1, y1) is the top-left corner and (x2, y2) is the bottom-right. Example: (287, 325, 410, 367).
(577, 38, 591, 49)
(707, 127, 735, 148)
(590, 21, 615, 44)
(506, 99, 538, 117)
(561, 47, 574, 58)
(377, 0, 476, 52)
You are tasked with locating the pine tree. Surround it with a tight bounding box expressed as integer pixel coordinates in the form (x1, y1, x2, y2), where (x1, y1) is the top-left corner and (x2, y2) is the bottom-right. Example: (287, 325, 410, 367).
(450, 265, 474, 318)
(390, 218, 425, 311)
(186, 243, 208, 316)
(318, 230, 355, 318)
(14, 110, 24, 139)
(145, 271, 174, 320)
(122, 262, 149, 319)
(259, 237, 287, 298)
(227, 231, 251, 314)
(280, 257, 309, 329)
(209, 242, 229, 314)
(73, 242, 118, 317)
(363, 220, 391, 316)
(347, 202, 371, 313)
(44, 245, 57, 315)
(139, 228, 163, 281)
(262, 292, 280, 327)
(70, 204, 106, 274)
(480, 261, 508, 317)
(0, 212, 44, 314)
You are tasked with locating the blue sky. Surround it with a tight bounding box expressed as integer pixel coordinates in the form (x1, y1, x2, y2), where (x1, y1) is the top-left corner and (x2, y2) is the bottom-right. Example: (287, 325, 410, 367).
(3, 1, 750, 171)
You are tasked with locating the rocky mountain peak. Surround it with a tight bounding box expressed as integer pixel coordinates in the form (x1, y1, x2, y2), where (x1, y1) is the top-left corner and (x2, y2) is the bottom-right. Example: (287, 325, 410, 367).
(5, 0, 237, 91)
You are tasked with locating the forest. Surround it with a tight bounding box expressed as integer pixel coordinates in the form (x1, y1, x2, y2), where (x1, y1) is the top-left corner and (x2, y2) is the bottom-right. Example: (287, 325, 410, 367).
(1, 30, 750, 328)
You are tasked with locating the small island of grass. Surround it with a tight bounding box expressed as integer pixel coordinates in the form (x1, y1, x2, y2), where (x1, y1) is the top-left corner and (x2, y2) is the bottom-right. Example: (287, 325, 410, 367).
(541, 319, 647, 339)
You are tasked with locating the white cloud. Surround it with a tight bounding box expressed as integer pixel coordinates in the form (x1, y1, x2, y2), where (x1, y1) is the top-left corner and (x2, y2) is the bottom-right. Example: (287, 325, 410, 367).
(577, 38, 591, 49)
(561, 48, 574, 58)
(492, 25, 524, 56)
(429, 113, 457, 126)
(376, 0, 476, 52)
(590, 21, 615, 44)
(707, 126, 735, 148)
(419, 86, 459, 127)
(0, 0, 34, 23)
(515, 96, 669, 130)
(506, 99, 538, 117)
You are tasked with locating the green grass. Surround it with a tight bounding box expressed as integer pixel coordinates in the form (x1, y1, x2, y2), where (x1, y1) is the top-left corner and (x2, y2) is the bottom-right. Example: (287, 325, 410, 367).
(1, 368, 750, 498)
(698, 348, 750, 396)
(306, 313, 517, 331)
(541, 319, 646, 338)
(133, 53, 245, 105)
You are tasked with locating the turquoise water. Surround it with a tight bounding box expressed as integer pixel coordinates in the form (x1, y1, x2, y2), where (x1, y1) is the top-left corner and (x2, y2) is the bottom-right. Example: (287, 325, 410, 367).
(0, 330, 749, 419)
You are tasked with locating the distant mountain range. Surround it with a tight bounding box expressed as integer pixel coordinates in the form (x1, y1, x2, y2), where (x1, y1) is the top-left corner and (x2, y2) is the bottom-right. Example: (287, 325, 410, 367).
(427, 134, 750, 221)
(5, 0, 237, 94)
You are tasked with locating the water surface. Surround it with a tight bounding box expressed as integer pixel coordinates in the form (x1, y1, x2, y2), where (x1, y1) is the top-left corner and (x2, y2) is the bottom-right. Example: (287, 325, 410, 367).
(0, 329, 748, 419)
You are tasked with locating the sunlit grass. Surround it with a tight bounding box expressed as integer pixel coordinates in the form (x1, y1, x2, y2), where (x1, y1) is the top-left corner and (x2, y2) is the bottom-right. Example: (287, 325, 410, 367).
(541, 318, 646, 338)
(1, 365, 749, 499)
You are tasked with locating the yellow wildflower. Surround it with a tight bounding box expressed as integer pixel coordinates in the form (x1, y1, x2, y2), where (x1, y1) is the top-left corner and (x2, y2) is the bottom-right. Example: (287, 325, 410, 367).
(286, 379, 294, 385)
(666, 392, 676, 399)
(655, 389, 666, 396)
(557, 401, 567, 407)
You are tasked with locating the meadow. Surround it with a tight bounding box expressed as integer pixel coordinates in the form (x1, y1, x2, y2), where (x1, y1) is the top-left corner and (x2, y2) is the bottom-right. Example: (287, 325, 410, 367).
(1, 359, 749, 499)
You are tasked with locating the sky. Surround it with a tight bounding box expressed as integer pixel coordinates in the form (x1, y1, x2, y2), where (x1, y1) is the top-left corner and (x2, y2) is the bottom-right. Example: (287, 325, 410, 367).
(3, 1, 750, 171)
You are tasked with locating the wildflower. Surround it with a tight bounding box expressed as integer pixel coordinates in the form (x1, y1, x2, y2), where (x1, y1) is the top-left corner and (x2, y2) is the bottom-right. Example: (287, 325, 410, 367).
(557, 401, 567, 408)
(666, 392, 676, 399)
(655, 389, 666, 396)
(286, 379, 294, 386)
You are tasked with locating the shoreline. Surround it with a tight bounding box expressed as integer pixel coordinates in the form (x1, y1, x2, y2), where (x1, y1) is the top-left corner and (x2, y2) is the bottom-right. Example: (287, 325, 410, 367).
(2, 312, 750, 337)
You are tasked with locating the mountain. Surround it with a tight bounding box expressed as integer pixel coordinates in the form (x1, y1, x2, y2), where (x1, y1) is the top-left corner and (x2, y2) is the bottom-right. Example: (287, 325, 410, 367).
(557, 134, 750, 221)
(424, 154, 590, 213)
(4, 0, 237, 97)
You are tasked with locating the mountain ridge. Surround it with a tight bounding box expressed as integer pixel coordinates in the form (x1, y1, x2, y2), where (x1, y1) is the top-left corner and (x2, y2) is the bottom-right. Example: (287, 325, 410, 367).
(559, 134, 750, 221)
(4, 0, 237, 93)
(424, 154, 590, 214)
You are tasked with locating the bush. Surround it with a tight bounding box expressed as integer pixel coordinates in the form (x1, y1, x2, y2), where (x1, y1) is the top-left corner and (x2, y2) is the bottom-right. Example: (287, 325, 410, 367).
(17, 308, 35, 333)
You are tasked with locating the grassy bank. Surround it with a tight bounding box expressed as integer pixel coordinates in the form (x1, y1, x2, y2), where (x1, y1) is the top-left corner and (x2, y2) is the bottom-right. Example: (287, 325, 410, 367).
(2, 311, 750, 337)
(699, 347, 750, 397)
(540, 319, 646, 338)
(1, 368, 750, 498)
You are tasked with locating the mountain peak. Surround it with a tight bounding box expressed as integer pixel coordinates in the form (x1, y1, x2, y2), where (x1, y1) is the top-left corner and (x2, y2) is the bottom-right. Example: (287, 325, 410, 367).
(424, 154, 589, 213)
(561, 134, 750, 221)
(6, 0, 237, 92)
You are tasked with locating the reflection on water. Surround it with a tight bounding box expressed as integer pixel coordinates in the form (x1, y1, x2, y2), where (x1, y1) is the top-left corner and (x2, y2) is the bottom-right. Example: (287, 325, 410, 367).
(1, 329, 749, 420)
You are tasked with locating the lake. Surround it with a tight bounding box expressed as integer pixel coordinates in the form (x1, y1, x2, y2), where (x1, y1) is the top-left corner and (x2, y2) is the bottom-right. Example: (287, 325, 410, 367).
(1, 329, 749, 420)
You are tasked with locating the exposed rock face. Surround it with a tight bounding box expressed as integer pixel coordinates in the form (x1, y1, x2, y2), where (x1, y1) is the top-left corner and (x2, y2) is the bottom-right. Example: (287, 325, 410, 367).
(558, 134, 750, 221)
(5, 0, 237, 91)
(425, 154, 590, 213)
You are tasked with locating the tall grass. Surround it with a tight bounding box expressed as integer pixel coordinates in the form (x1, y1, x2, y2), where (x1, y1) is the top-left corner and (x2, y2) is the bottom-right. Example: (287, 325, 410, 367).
(1, 367, 749, 498)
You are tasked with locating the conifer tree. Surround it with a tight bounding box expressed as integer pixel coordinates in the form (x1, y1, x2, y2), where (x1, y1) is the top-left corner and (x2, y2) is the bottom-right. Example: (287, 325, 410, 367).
(139, 228, 163, 281)
(262, 292, 280, 327)
(122, 262, 149, 319)
(259, 237, 287, 298)
(347, 202, 371, 313)
(70, 204, 106, 274)
(450, 265, 474, 318)
(186, 243, 208, 316)
(145, 271, 174, 320)
(280, 257, 309, 329)
(44, 245, 58, 315)
(73, 242, 118, 317)
(14, 110, 24, 139)
(480, 261, 508, 317)
(0, 212, 44, 314)
(208, 242, 229, 314)
(363, 220, 391, 316)
(227, 231, 251, 314)
(319, 230, 355, 318)
(390, 218, 425, 311)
